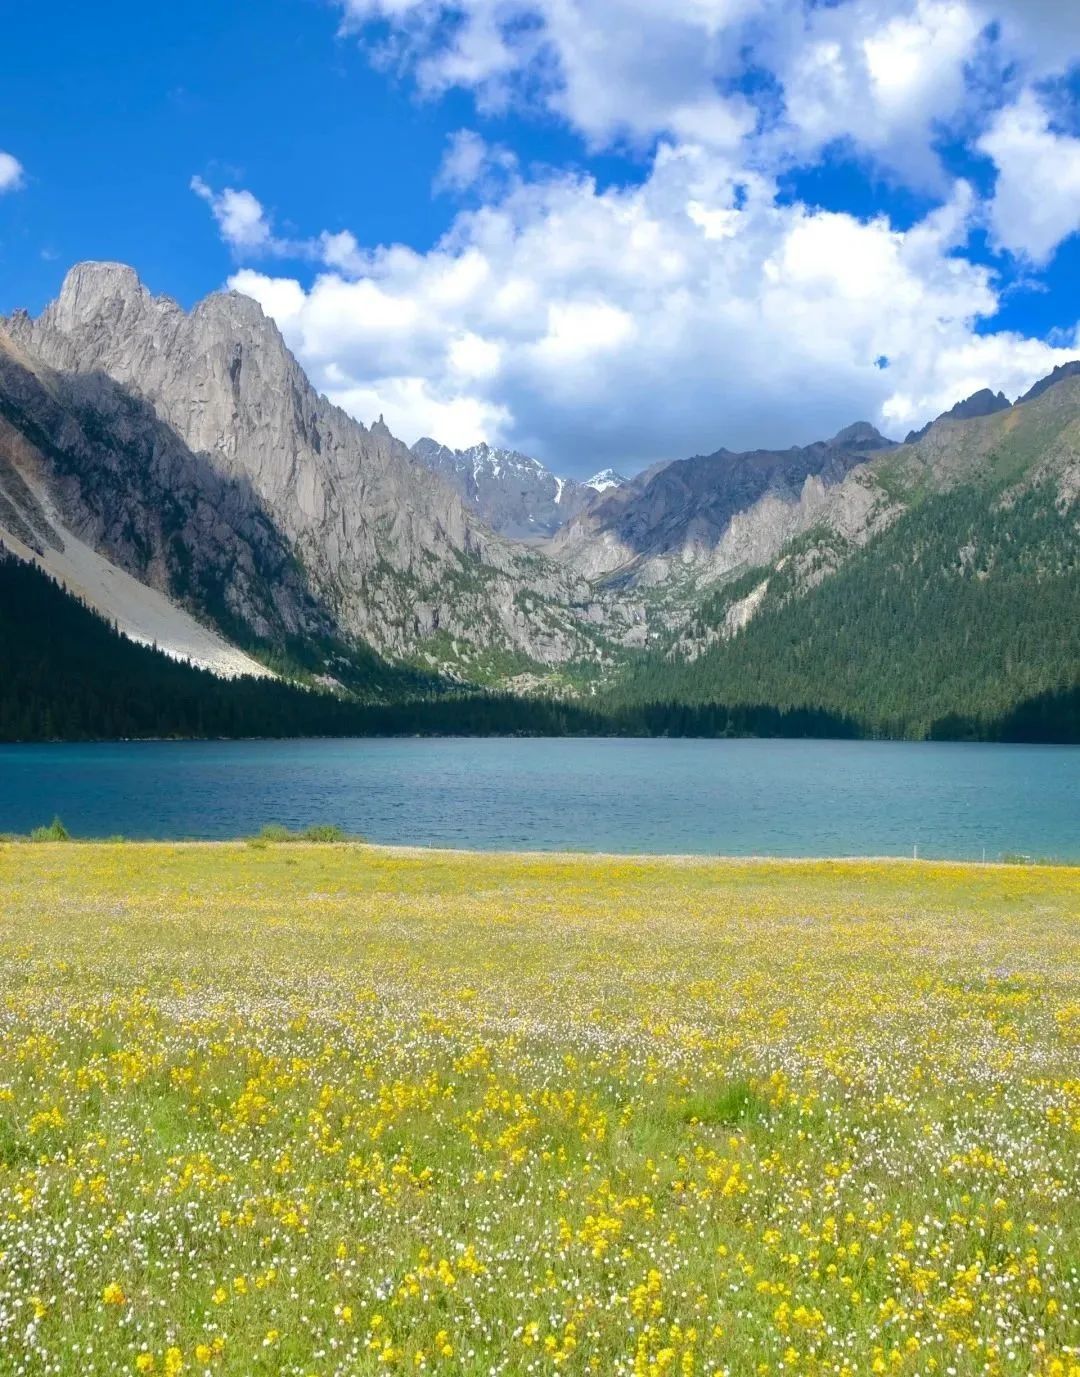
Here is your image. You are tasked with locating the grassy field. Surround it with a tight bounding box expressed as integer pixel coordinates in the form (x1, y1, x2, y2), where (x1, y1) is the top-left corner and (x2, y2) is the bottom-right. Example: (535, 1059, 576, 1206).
(0, 844, 1078, 1377)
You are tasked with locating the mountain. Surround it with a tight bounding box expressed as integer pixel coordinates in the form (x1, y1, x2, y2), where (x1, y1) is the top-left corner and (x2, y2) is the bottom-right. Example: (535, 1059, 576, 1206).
(1, 258, 1076, 739)
(410, 437, 598, 538)
(615, 366, 1080, 737)
(409, 439, 629, 539)
(551, 421, 895, 587)
(0, 320, 320, 678)
(2, 264, 643, 681)
(904, 387, 1012, 444)
(5, 540, 1075, 745)
(585, 468, 628, 493)
(1016, 360, 1080, 405)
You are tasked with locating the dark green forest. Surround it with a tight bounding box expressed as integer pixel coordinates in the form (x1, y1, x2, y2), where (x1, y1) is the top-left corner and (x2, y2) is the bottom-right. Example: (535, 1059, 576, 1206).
(613, 481, 1080, 742)
(0, 553, 606, 740)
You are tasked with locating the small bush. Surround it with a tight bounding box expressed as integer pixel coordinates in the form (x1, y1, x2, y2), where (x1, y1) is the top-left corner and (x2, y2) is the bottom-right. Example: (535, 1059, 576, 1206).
(30, 816, 70, 843)
(299, 824, 348, 843)
(248, 823, 355, 845)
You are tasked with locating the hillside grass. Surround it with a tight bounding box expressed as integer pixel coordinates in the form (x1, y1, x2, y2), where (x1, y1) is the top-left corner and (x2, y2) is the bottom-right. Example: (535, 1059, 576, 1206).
(1, 845, 1078, 1376)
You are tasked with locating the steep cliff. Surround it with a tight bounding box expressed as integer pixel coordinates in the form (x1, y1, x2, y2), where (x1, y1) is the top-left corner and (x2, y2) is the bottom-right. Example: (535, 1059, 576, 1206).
(4, 264, 642, 674)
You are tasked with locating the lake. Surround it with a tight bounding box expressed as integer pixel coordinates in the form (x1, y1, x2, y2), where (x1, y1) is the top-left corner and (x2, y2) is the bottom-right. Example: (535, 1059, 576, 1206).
(0, 737, 1076, 859)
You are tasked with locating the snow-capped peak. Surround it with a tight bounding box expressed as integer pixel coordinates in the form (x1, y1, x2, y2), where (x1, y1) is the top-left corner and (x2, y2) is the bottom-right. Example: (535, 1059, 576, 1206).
(585, 468, 628, 493)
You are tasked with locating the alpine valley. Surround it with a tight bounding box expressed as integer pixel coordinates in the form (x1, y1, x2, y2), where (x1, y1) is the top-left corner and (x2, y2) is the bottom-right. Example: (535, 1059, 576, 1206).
(1, 262, 1077, 742)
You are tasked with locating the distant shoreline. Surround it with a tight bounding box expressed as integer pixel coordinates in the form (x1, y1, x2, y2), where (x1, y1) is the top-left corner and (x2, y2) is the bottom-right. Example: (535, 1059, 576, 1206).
(3, 837, 1077, 871)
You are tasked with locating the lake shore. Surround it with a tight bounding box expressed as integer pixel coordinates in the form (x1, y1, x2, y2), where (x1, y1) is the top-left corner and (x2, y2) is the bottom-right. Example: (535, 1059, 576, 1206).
(5, 835, 1079, 871)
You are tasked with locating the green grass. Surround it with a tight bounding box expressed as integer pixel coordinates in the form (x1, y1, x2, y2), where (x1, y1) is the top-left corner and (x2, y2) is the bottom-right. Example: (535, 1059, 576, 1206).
(0, 846, 1077, 1376)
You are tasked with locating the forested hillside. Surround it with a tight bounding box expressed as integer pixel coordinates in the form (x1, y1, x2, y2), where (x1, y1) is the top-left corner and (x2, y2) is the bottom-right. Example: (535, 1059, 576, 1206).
(0, 555, 608, 741)
(615, 479, 1079, 740)
(3, 550, 1076, 743)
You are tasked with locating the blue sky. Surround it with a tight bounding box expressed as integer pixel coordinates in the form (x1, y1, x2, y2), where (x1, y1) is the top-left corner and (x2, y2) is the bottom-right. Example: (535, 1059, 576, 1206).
(2, 0, 1080, 473)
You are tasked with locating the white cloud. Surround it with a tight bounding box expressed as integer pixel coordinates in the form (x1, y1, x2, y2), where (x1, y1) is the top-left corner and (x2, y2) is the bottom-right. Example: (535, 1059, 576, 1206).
(978, 90, 1080, 264)
(227, 269, 308, 326)
(336, 2, 1080, 186)
(186, 3, 1080, 471)
(986, 0, 1080, 77)
(190, 176, 309, 256)
(434, 129, 518, 194)
(0, 150, 25, 193)
(772, 0, 983, 187)
(339, 0, 763, 151)
(221, 145, 1077, 471)
(329, 377, 511, 450)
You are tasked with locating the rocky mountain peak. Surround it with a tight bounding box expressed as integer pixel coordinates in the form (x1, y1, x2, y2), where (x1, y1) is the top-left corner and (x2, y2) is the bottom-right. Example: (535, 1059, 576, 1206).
(59, 259, 144, 303)
(193, 288, 272, 331)
(2, 261, 646, 670)
(905, 387, 1012, 445)
(411, 436, 597, 538)
(829, 422, 892, 451)
(49, 261, 171, 334)
(585, 468, 629, 492)
(1016, 360, 1080, 406)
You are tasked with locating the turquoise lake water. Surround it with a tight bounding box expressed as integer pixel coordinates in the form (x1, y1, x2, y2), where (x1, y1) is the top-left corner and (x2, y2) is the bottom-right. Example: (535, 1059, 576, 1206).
(0, 738, 1076, 859)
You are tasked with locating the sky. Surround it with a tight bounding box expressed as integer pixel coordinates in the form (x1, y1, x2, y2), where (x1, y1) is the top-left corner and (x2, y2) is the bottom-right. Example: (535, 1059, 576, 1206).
(2, 0, 1080, 476)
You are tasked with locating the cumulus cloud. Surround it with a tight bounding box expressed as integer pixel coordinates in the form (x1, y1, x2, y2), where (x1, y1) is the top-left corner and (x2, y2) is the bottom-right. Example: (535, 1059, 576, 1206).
(978, 90, 1080, 265)
(771, 0, 984, 188)
(187, 2, 1080, 470)
(214, 145, 1077, 471)
(987, 0, 1080, 77)
(336, 1, 1080, 181)
(434, 129, 518, 194)
(0, 150, 25, 193)
(339, 0, 762, 151)
(189, 176, 310, 257)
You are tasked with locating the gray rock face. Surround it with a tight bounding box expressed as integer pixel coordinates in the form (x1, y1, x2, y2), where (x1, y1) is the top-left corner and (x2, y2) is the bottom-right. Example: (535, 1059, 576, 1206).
(551, 423, 894, 586)
(5, 263, 641, 669)
(411, 437, 598, 538)
(0, 322, 323, 645)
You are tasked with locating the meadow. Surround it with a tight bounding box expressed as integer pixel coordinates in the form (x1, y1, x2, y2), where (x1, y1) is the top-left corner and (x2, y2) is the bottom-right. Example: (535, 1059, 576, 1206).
(0, 843, 1077, 1377)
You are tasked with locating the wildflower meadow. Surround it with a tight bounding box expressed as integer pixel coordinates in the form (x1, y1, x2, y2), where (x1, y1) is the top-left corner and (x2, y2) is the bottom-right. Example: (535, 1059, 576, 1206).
(0, 843, 1077, 1377)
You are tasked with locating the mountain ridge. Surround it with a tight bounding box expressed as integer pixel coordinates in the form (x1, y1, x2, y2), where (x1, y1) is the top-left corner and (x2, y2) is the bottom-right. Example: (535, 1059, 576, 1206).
(409, 436, 627, 538)
(1, 258, 1077, 733)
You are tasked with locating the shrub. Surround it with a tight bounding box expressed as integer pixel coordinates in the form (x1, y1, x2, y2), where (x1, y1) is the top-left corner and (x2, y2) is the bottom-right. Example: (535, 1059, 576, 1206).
(299, 824, 349, 843)
(30, 816, 70, 843)
(248, 823, 356, 845)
